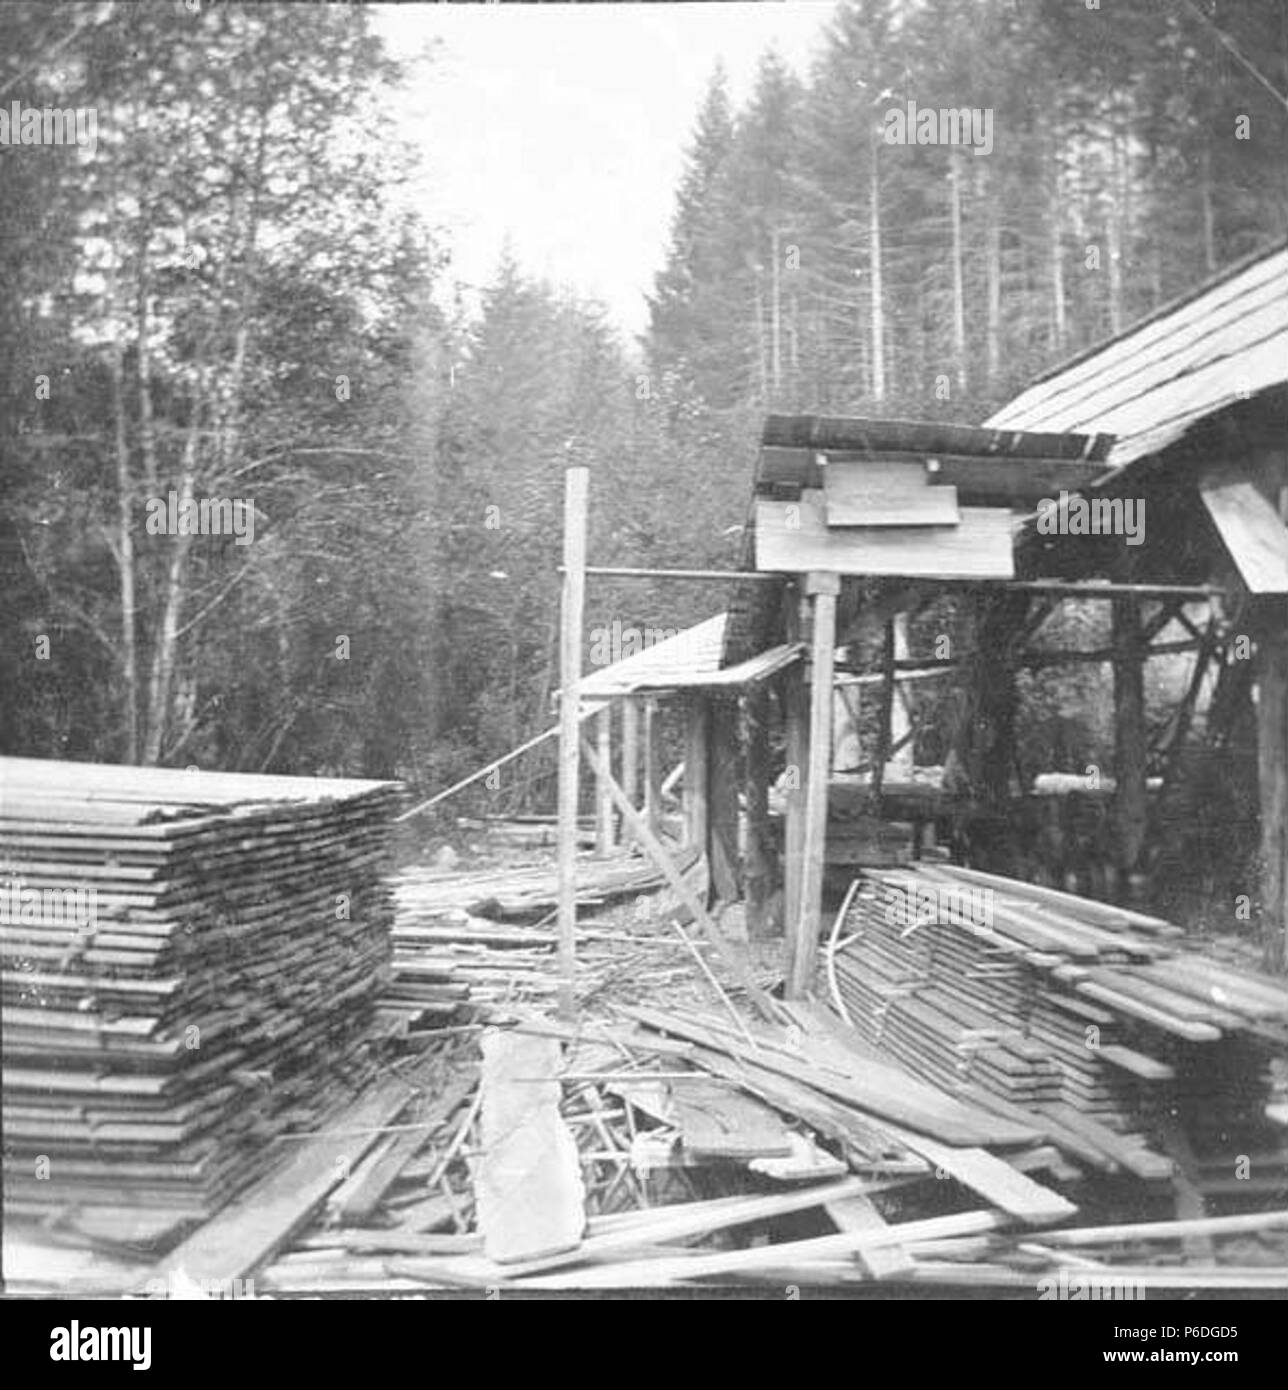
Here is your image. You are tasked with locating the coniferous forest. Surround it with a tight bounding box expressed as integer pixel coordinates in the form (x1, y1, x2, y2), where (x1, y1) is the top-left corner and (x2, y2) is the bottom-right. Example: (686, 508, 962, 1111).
(1, 1, 1285, 807)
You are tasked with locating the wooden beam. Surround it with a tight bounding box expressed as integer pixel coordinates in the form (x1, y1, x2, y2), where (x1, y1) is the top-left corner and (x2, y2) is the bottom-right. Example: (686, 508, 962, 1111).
(744, 687, 776, 938)
(579, 736, 783, 1023)
(1201, 475, 1288, 594)
(557, 467, 589, 1019)
(621, 697, 639, 843)
(683, 695, 710, 853)
(788, 572, 840, 999)
(1113, 595, 1148, 892)
(574, 565, 781, 583)
(708, 696, 742, 901)
(142, 1078, 414, 1290)
(643, 698, 662, 839)
(1255, 601, 1288, 973)
(755, 494, 1014, 579)
(594, 706, 614, 855)
(994, 580, 1222, 600)
(783, 585, 810, 933)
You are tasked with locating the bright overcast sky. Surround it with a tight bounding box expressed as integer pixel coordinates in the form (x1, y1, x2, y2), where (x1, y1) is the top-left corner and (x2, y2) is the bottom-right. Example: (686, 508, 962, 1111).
(374, 3, 835, 342)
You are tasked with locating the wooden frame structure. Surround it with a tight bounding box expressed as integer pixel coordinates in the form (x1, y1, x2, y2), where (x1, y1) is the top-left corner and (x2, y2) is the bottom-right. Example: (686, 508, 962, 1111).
(556, 242, 1288, 1010)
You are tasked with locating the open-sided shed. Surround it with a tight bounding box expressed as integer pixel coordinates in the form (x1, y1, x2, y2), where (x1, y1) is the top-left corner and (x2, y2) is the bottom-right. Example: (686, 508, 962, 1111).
(716, 240, 1288, 989)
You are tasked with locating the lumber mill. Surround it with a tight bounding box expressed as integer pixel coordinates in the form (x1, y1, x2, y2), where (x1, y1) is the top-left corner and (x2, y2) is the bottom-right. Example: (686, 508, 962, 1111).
(4, 239, 1288, 1303)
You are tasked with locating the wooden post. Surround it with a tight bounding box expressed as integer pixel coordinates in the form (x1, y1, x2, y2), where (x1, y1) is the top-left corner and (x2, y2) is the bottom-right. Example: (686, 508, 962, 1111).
(783, 585, 810, 933)
(889, 613, 913, 779)
(1255, 600, 1288, 973)
(1113, 595, 1149, 897)
(683, 695, 710, 853)
(643, 698, 663, 838)
(556, 467, 588, 1019)
(621, 697, 639, 847)
(788, 572, 840, 999)
(745, 686, 776, 938)
(594, 705, 614, 855)
(708, 696, 742, 900)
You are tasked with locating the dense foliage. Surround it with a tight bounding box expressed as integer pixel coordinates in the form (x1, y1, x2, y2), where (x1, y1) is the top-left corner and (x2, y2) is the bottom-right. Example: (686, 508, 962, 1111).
(1, 1, 1284, 808)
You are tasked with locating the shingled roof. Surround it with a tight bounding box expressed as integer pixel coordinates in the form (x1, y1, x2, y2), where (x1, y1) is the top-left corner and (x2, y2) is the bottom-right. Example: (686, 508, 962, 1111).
(986, 239, 1288, 470)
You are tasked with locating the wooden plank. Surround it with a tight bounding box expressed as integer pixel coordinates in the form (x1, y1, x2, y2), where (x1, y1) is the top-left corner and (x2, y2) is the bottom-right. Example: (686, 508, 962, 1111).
(557, 466, 589, 1018)
(476, 1031, 585, 1264)
(882, 1126, 1077, 1226)
(760, 445, 1107, 505)
(622, 1004, 1041, 1148)
(512, 1209, 1003, 1288)
(755, 493, 1014, 579)
(143, 1077, 414, 1289)
(1113, 595, 1148, 882)
(387, 1176, 878, 1286)
(1042, 1209, 1288, 1247)
(334, 1071, 478, 1224)
(682, 695, 710, 853)
(825, 1192, 915, 1279)
(670, 1078, 794, 1160)
(643, 698, 663, 839)
(1255, 604, 1288, 973)
(594, 706, 614, 854)
(1201, 475, 1288, 594)
(783, 588, 809, 932)
(823, 460, 960, 526)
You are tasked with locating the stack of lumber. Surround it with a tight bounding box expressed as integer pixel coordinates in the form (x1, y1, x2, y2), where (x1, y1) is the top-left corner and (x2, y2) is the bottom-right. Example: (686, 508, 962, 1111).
(384, 845, 703, 1023)
(384, 915, 571, 1022)
(0, 756, 402, 1241)
(391, 846, 699, 921)
(829, 864, 1288, 1179)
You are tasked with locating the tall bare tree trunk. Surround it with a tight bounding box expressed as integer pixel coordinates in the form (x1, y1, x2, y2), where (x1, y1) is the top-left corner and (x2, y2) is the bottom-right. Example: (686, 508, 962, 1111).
(986, 192, 1001, 385)
(950, 155, 967, 392)
(110, 336, 139, 763)
(1049, 149, 1066, 352)
(108, 160, 139, 763)
(869, 150, 885, 404)
(770, 227, 782, 399)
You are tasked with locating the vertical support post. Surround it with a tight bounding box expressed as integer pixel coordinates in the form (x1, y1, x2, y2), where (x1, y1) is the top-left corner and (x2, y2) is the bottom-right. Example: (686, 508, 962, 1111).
(783, 584, 809, 934)
(1113, 595, 1148, 899)
(788, 571, 840, 999)
(1255, 601, 1288, 973)
(556, 467, 588, 1019)
(889, 612, 913, 779)
(708, 696, 742, 901)
(594, 704, 614, 856)
(683, 694, 710, 852)
(643, 698, 662, 839)
(745, 686, 776, 938)
(620, 697, 639, 847)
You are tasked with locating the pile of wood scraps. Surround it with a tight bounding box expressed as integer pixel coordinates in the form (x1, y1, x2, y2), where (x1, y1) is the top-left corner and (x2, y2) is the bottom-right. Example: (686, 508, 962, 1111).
(0, 756, 403, 1247)
(256, 1011, 1288, 1293)
(390, 846, 699, 920)
(828, 864, 1288, 1184)
(382, 842, 720, 1029)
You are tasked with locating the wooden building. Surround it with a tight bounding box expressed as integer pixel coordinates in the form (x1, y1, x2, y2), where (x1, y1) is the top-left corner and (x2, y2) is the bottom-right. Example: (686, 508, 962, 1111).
(713, 240, 1288, 988)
